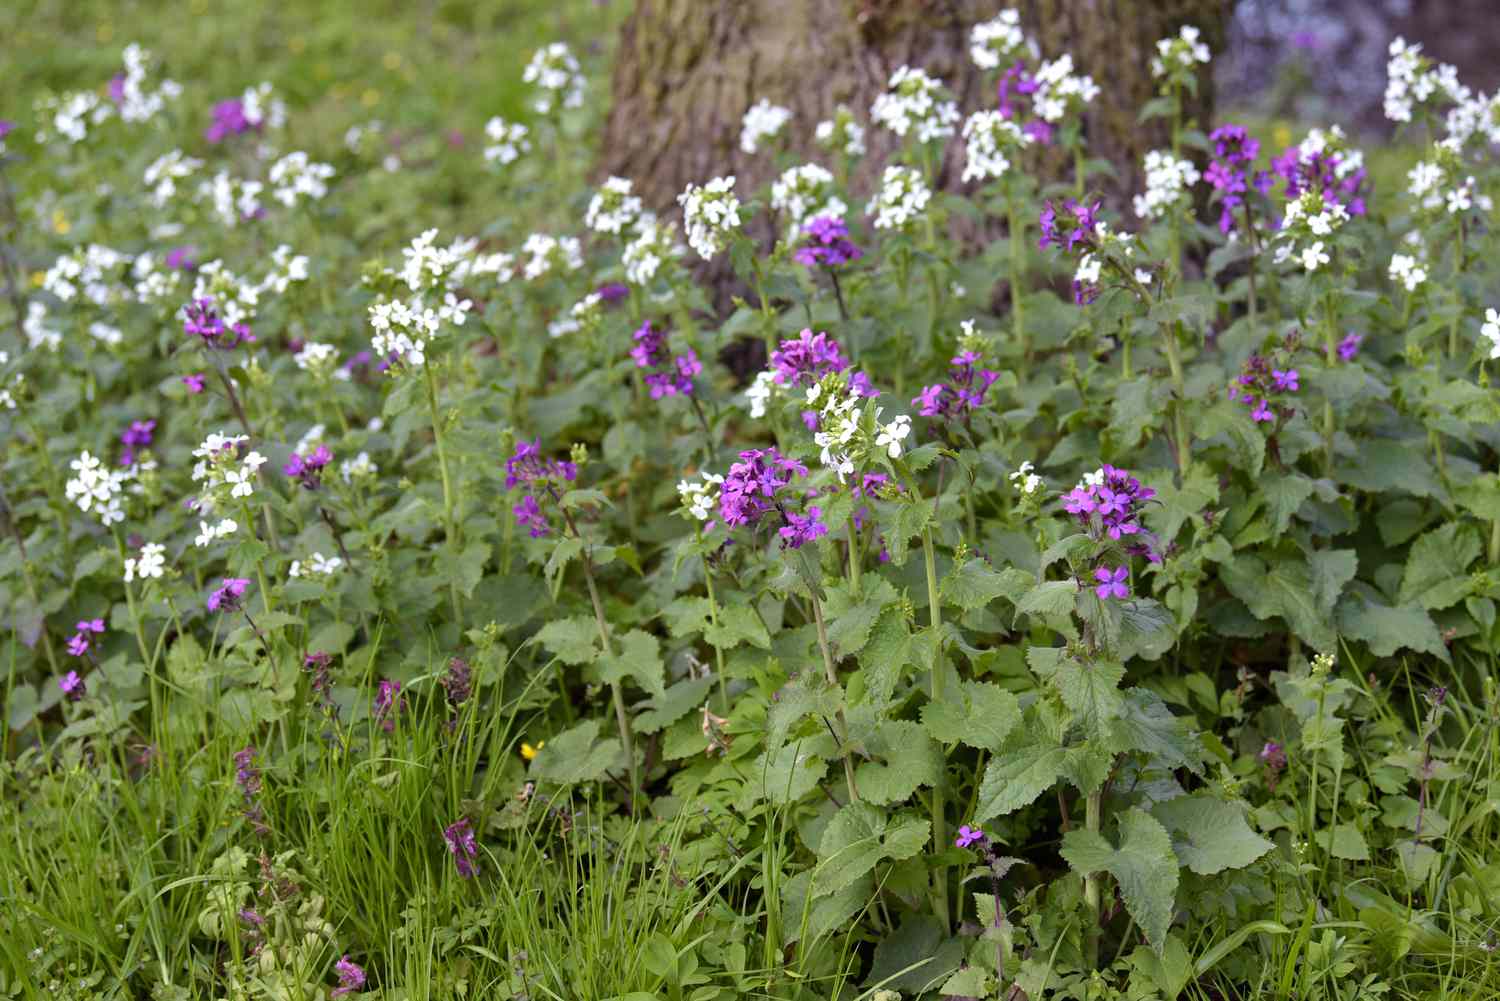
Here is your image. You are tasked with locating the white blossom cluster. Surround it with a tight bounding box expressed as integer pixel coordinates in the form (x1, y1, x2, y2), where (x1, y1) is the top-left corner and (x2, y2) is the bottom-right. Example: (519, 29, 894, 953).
(521, 233, 585, 281)
(260, 244, 311, 296)
(199, 171, 264, 226)
(961, 110, 1031, 183)
(193, 260, 261, 328)
(1274, 190, 1349, 273)
(1388, 250, 1428, 293)
(623, 215, 683, 286)
(745, 370, 779, 420)
(123, 542, 167, 583)
(676, 472, 725, 522)
(1132, 150, 1200, 220)
(368, 298, 443, 367)
(190, 432, 265, 519)
(867, 165, 931, 231)
(1444, 90, 1500, 149)
(239, 81, 288, 132)
(144, 150, 204, 208)
(806, 375, 911, 482)
(89, 322, 124, 347)
(740, 99, 793, 155)
(1481, 309, 1500, 360)
(194, 517, 239, 547)
(294, 342, 348, 381)
(1009, 461, 1043, 495)
(269, 152, 335, 208)
(483, 116, 531, 167)
(970, 10, 1028, 70)
(114, 44, 183, 122)
(341, 452, 378, 483)
(1032, 54, 1100, 122)
(64, 451, 131, 526)
(585, 176, 644, 235)
(0, 351, 20, 410)
(1074, 224, 1149, 296)
(290, 553, 344, 578)
(1405, 140, 1493, 216)
(815, 105, 866, 158)
(549, 292, 603, 339)
(523, 43, 585, 114)
(1384, 38, 1466, 125)
(34, 44, 181, 144)
(23, 302, 60, 352)
(770, 164, 846, 234)
(1150, 25, 1211, 83)
(42, 244, 127, 306)
(871, 66, 959, 144)
(678, 176, 742, 260)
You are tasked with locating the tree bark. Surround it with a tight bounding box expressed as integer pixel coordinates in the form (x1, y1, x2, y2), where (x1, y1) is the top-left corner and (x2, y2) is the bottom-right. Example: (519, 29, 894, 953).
(600, 0, 1233, 215)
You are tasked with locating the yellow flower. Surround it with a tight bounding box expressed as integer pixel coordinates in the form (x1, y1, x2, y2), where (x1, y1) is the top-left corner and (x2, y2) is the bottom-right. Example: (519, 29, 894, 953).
(520, 741, 544, 761)
(1273, 124, 1293, 151)
(30, 271, 45, 288)
(52, 209, 71, 235)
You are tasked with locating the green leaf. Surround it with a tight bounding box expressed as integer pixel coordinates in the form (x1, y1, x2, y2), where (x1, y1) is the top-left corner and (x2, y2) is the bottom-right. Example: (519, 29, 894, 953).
(440, 541, 490, 598)
(1034, 653, 1125, 737)
(766, 673, 844, 749)
(753, 742, 828, 805)
(704, 602, 772, 650)
(1060, 808, 1179, 954)
(529, 720, 625, 785)
(1151, 794, 1272, 875)
(1307, 548, 1358, 615)
(1261, 473, 1316, 535)
(1220, 554, 1335, 651)
(1109, 688, 1202, 773)
(1399, 523, 1480, 610)
(1315, 823, 1371, 861)
(941, 558, 1010, 613)
(815, 802, 929, 896)
(534, 615, 598, 665)
(973, 739, 1067, 823)
(598, 629, 665, 697)
(1108, 377, 1157, 449)
(1336, 594, 1449, 662)
(856, 607, 912, 709)
(634, 676, 714, 734)
(855, 721, 941, 804)
(865, 914, 964, 994)
(920, 680, 1021, 752)
(1013, 579, 1079, 621)
(1335, 438, 1443, 500)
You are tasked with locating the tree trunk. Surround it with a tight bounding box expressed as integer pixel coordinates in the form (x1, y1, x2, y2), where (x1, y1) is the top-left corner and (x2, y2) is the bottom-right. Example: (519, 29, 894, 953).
(600, 0, 1233, 215)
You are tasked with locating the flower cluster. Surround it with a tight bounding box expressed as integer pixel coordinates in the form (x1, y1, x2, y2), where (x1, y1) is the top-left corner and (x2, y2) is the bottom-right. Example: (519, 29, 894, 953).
(1031, 54, 1099, 124)
(144, 149, 203, 208)
(630, 321, 701, 399)
(67, 618, 106, 659)
(814, 104, 866, 158)
(331, 957, 366, 998)
(34, 44, 181, 144)
(1481, 309, 1500, 361)
(1133, 150, 1200, 221)
(208, 577, 251, 613)
(961, 110, 1031, 183)
(373, 679, 403, 732)
(283, 445, 332, 490)
(1063, 465, 1157, 547)
(1274, 189, 1350, 273)
(1205, 124, 1269, 234)
(232, 744, 269, 836)
(124, 542, 167, 583)
(523, 43, 584, 114)
(1405, 140, 1492, 218)
(913, 346, 999, 422)
(192, 260, 261, 328)
(189, 431, 265, 518)
(1228, 335, 1302, 425)
(740, 99, 792, 154)
(1388, 248, 1429, 293)
(1384, 37, 1464, 125)
(483, 116, 531, 167)
(1272, 126, 1367, 219)
(268, 152, 335, 208)
(586, 176, 644, 235)
(65, 450, 130, 526)
(867, 165, 931, 231)
(368, 298, 442, 367)
(1038, 198, 1101, 254)
(205, 82, 284, 143)
(119, 419, 156, 467)
(970, 10, 1028, 71)
(676, 472, 725, 523)
(793, 216, 863, 269)
(521, 232, 584, 281)
(506, 440, 578, 537)
(1149, 25, 1211, 86)
(717, 448, 807, 530)
(770, 164, 845, 234)
(870, 66, 959, 144)
(623, 215, 682, 285)
(678, 176, 741, 260)
(770, 329, 849, 388)
(182, 296, 254, 350)
(443, 818, 480, 878)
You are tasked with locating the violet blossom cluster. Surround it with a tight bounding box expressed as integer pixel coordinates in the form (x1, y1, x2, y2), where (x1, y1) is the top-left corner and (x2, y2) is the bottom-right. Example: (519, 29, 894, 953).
(1228, 335, 1302, 425)
(506, 440, 578, 538)
(1205, 124, 1272, 234)
(912, 348, 999, 422)
(1271, 126, 1368, 220)
(630, 321, 701, 399)
(373, 679, 403, 733)
(1038, 198, 1101, 255)
(207, 577, 250, 612)
(182, 296, 254, 350)
(1063, 465, 1158, 555)
(771, 329, 859, 390)
(793, 216, 863, 269)
(717, 448, 826, 549)
(67, 618, 106, 659)
(282, 444, 332, 489)
(443, 818, 480, 878)
(233, 745, 269, 836)
(119, 419, 155, 466)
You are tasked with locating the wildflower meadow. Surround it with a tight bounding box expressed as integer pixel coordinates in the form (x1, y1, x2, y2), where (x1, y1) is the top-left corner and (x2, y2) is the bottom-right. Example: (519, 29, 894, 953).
(4, 3, 1500, 1000)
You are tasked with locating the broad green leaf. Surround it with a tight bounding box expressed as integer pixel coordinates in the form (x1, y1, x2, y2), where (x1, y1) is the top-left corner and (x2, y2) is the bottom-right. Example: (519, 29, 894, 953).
(598, 629, 665, 696)
(856, 607, 912, 708)
(1060, 808, 1179, 954)
(920, 680, 1021, 752)
(1220, 554, 1335, 651)
(1034, 653, 1125, 737)
(1399, 522, 1480, 610)
(941, 557, 1010, 612)
(1261, 473, 1316, 535)
(1109, 688, 1202, 773)
(1335, 438, 1443, 499)
(1151, 794, 1272, 875)
(753, 742, 828, 805)
(1307, 548, 1357, 615)
(1014, 579, 1079, 620)
(634, 676, 713, 734)
(529, 720, 625, 785)
(973, 740, 1067, 823)
(704, 602, 772, 650)
(1336, 594, 1449, 662)
(1315, 823, 1371, 861)
(766, 673, 844, 748)
(815, 802, 929, 895)
(865, 914, 964, 993)
(534, 615, 598, 665)
(856, 721, 941, 804)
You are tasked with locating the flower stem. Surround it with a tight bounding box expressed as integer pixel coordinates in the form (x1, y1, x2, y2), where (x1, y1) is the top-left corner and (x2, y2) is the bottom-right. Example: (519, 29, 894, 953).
(1162, 321, 1190, 480)
(112, 530, 151, 666)
(703, 567, 731, 714)
(809, 592, 860, 806)
(846, 516, 862, 597)
(1322, 291, 1338, 472)
(1448, 221, 1465, 361)
(581, 554, 639, 808)
(423, 361, 461, 622)
(921, 525, 951, 932)
(1083, 789, 1103, 969)
(1009, 183, 1029, 376)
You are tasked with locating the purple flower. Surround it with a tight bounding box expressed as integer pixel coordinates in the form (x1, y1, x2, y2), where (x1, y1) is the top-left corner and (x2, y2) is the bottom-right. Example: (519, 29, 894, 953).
(793, 216, 864, 268)
(183, 297, 223, 342)
(1271, 369, 1299, 392)
(1337, 332, 1363, 361)
(443, 818, 480, 878)
(513, 494, 550, 537)
(778, 506, 828, 549)
(182, 373, 206, 394)
(1067, 466, 1158, 555)
(283, 444, 332, 489)
(1259, 740, 1287, 790)
(332, 956, 366, 997)
(1207, 124, 1271, 233)
(373, 680, 402, 732)
(233, 745, 262, 799)
(1272, 141, 1368, 218)
(770, 329, 848, 387)
(718, 448, 808, 529)
(165, 246, 197, 271)
(108, 73, 127, 106)
(0, 121, 14, 141)
(955, 825, 986, 848)
(207, 577, 251, 612)
(205, 98, 254, 143)
(1093, 565, 1130, 600)
(66, 619, 105, 658)
(59, 670, 86, 701)
(119, 419, 156, 466)
(631, 321, 700, 398)
(442, 657, 472, 707)
(504, 440, 577, 490)
(1231, 342, 1301, 426)
(596, 282, 629, 304)
(996, 61, 1039, 122)
(1038, 199, 1101, 254)
(913, 351, 998, 422)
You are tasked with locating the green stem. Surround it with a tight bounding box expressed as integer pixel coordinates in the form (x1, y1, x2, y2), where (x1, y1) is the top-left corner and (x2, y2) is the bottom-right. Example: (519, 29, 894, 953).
(921, 526, 951, 932)
(810, 593, 860, 806)
(846, 516, 862, 598)
(1322, 291, 1338, 472)
(1448, 222, 1465, 360)
(1162, 322, 1190, 481)
(112, 530, 151, 667)
(423, 362, 461, 622)
(703, 567, 731, 715)
(1489, 519, 1499, 568)
(1083, 790, 1103, 969)
(1009, 183, 1029, 375)
(582, 554, 639, 806)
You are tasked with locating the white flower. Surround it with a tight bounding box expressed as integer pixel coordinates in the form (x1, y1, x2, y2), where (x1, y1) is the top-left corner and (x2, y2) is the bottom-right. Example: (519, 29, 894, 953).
(677, 472, 725, 522)
(1074, 253, 1102, 286)
(970, 10, 1027, 70)
(875, 415, 912, 459)
(521, 233, 584, 281)
(523, 43, 584, 114)
(1482, 308, 1500, 360)
(88, 322, 124, 347)
(623, 215, 682, 286)
(961, 110, 1031, 183)
(198, 171, 263, 226)
(867, 165, 931, 231)
(1009, 461, 1043, 495)
(770, 164, 844, 233)
(268, 151, 335, 208)
(65, 451, 130, 525)
(194, 518, 238, 547)
(260, 244, 310, 295)
(124, 543, 166, 582)
(678, 176, 741, 260)
(740, 99, 792, 154)
(871, 65, 959, 144)
(193, 260, 261, 328)
(1150, 24, 1211, 80)
(483, 116, 531, 166)
(1132, 150, 1199, 220)
(290, 552, 343, 578)
(1446, 178, 1474, 214)
(585, 176, 644, 235)
(815, 105, 866, 157)
(1032, 54, 1098, 122)
(369, 297, 443, 368)
(745, 370, 778, 419)
(294, 341, 338, 374)
(341, 452, 377, 482)
(143, 150, 203, 208)
(1299, 241, 1330, 272)
(1388, 252, 1428, 293)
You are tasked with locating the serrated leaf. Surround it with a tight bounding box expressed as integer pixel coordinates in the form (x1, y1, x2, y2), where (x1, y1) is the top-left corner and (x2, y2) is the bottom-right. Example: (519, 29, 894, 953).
(660, 595, 712, 639)
(857, 607, 912, 708)
(1220, 554, 1335, 651)
(1336, 594, 1449, 662)
(634, 676, 714, 734)
(855, 720, 941, 804)
(754, 742, 828, 805)
(534, 615, 598, 666)
(941, 558, 1009, 612)
(767, 673, 844, 748)
(816, 802, 929, 896)
(1315, 823, 1370, 861)
(598, 629, 665, 696)
(1151, 794, 1272, 875)
(1307, 548, 1357, 616)
(974, 739, 1067, 823)
(1013, 580, 1079, 621)
(1109, 688, 1202, 773)
(1261, 473, 1316, 534)
(704, 602, 772, 650)
(920, 680, 1021, 752)
(528, 720, 624, 785)
(1399, 523, 1479, 610)
(1060, 807, 1179, 954)
(1034, 653, 1126, 737)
